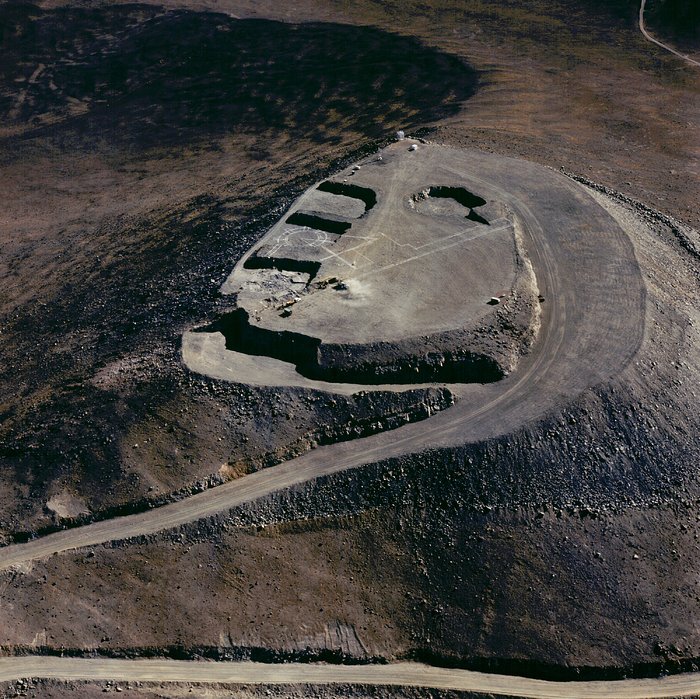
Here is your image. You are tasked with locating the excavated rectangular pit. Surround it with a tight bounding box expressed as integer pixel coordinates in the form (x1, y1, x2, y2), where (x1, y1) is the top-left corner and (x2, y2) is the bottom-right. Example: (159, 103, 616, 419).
(423, 186, 490, 225)
(428, 186, 486, 210)
(243, 253, 321, 282)
(285, 211, 352, 235)
(316, 181, 377, 213)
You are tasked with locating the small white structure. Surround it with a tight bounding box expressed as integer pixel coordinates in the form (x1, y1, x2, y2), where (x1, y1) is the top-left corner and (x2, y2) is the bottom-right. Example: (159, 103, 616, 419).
(396, 130, 405, 140)
(409, 144, 418, 152)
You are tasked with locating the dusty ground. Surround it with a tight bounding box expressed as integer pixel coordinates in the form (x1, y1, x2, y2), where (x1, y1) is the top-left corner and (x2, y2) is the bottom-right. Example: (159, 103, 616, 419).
(1, 0, 697, 530)
(188, 141, 544, 386)
(0, 2, 473, 536)
(0, 0, 699, 687)
(2, 186, 697, 673)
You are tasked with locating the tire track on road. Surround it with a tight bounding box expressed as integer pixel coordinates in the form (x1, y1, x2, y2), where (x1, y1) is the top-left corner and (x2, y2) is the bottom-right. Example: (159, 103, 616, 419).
(1, 658, 700, 698)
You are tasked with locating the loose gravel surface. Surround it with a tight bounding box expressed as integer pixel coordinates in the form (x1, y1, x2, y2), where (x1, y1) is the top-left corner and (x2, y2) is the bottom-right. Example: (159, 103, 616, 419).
(0, 0, 698, 691)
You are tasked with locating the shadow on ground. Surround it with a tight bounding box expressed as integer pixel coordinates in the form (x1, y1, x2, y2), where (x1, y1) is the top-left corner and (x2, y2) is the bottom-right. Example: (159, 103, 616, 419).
(0, 4, 478, 147)
(0, 3, 479, 533)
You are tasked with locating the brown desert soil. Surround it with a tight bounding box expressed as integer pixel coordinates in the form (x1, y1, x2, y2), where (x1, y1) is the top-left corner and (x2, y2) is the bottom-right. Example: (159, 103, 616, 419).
(0, 0, 699, 687)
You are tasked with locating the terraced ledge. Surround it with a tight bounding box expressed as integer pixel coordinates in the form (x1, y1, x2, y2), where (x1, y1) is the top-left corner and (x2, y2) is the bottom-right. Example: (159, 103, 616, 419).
(204, 306, 523, 385)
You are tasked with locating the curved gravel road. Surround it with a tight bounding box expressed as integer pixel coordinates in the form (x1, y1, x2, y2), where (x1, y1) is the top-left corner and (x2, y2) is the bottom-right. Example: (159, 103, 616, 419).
(2, 658, 700, 698)
(639, 0, 700, 68)
(0, 147, 645, 571)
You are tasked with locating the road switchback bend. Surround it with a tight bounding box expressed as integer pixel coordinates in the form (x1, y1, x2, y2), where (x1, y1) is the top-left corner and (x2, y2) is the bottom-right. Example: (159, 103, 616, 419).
(0, 146, 645, 569)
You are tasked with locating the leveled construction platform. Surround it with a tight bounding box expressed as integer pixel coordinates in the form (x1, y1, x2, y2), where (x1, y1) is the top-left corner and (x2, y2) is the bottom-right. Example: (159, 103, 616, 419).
(186, 141, 543, 386)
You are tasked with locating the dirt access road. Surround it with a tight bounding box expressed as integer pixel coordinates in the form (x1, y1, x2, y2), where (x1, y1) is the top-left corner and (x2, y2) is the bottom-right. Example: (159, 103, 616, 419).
(0, 147, 645, 570)
(3, 658, 700, 698)
(639, 0, 700, 68)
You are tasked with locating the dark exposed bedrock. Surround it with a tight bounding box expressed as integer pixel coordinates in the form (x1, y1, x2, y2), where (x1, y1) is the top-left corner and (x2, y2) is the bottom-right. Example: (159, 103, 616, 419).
(310, 340, 504, 384)
(306, 352, 504, 385)
(316, 181, 378, 213)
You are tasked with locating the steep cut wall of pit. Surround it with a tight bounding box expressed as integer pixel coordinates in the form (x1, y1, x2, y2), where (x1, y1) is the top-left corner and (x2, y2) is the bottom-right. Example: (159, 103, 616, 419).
(208, 251, 539, 386)
(207, 309, 502, 384)
(316, 180, 377, 213)
(209, 309, 321, 368)
(311, 343, 504, 384)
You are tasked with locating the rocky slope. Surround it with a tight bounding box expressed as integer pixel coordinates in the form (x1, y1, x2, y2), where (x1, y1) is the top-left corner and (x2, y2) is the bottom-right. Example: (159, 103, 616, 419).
(0, 0, 698, 685)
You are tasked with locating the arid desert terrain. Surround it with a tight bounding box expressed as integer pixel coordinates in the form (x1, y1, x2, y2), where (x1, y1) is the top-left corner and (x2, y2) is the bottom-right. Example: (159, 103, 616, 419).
(0, 0, 699, 696)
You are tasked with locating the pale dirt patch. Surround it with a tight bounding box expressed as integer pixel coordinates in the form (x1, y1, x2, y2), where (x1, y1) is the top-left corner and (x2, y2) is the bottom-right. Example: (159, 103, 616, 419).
(45, 492, 91, 520)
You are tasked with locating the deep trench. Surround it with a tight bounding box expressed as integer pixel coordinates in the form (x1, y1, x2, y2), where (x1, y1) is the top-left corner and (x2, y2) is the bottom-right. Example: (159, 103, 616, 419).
(426, 186, 490, 225)
(203, 309, 504, 385)
(285, 211, 352, 235)
(243, 253, 321, 281)
(316, 180, 378, 213)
